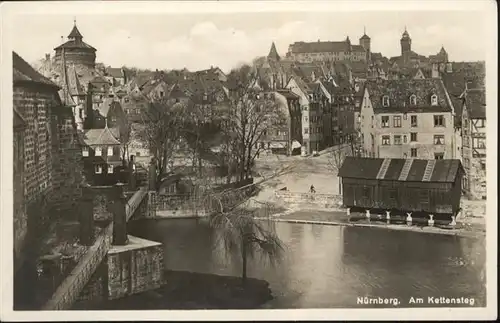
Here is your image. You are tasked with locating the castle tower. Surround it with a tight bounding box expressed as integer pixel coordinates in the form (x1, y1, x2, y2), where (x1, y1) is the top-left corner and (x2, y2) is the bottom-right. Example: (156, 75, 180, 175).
(359, 27, 371, 61)
(54, 19, 97, 70)
(400, 27, 412, 56)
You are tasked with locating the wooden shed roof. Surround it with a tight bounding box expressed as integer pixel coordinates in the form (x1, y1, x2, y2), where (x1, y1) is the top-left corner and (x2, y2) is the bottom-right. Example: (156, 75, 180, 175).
(338, 157, 463, 183)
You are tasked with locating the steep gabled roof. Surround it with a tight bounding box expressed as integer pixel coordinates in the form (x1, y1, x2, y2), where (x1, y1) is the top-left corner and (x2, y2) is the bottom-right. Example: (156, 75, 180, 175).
(364, 78, 453, 113)
(13, 51, 59, 88)
(339, 157, 463, 183)
(82, 126, 121, 146)
(67, 64, 85, 96)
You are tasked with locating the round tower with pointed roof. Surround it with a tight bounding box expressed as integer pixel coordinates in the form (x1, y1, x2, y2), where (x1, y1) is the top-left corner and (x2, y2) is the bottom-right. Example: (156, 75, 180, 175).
(400, 27, 412, 56)
(54, 20, 97, 70)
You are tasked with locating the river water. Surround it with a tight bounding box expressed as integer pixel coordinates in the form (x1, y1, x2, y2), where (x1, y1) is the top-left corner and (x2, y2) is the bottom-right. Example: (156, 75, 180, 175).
(128, 218, 486, 308)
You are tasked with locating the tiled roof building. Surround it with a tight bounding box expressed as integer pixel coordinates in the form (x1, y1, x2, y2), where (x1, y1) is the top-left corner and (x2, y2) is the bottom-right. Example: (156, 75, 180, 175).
(360, 78, 457, 160)
(286, 34, 369, 63)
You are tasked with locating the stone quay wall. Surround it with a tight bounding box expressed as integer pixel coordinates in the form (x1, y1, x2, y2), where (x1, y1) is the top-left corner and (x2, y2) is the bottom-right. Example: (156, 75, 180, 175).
(275, 190, 343, 209)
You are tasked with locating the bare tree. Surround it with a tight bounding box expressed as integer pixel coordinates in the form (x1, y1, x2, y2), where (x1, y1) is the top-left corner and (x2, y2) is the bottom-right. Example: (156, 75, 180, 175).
(138, 98, 186, 187)
(223, 65, 286, 182)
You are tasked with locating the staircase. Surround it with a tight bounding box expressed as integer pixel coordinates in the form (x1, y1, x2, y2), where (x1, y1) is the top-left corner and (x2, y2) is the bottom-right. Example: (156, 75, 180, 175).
(422, 160, 436, 181)
(398, 158, 414, 181)
(376, 158, 391, 179)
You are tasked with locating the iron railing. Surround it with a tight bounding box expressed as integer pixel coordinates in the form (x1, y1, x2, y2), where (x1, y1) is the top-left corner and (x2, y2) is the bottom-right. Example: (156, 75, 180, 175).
(125, 187, 148, 221)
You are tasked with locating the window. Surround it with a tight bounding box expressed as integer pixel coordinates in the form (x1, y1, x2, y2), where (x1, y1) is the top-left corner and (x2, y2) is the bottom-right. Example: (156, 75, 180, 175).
(434, 153, 444, 160)
(108, 164, 114, 174)
(382, 135, 390, 145)
(135, 108, 140, 114)
(411, 115, 418, 127)
(410, 148, 418, 157)
(476, 119, 486, 128)
(111, 116, 117, 122)
(394, 135, 402, 145)
(382, 96, 389, 107)
(433, 135, 445, 145)
(410, 95, 417, 105)
(472, 138, 486, 149)
(107, 146, 114, 156)
(95, 164, 102, 174)
(160, 91, 164, 97)
(304, 116, 308, 122)
(126, 109, 130, 114)
(434, 115, 445, 127)
(381, 116, 389, 127)
(403, 135, 407, 143)
(82, 147, 89, 157)
(95, 146, 102, 156)
(393, 116, 402, 128)
(431, 94, 438, 106)
(304, 128, 309, 134)
(481, 161, 486, 171)
(410, 132, 417, 142)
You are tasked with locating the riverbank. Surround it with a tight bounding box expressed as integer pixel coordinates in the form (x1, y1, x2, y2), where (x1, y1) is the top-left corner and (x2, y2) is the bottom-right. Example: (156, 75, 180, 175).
(78, 270, 273, 310)
(255, 209, 486, 238)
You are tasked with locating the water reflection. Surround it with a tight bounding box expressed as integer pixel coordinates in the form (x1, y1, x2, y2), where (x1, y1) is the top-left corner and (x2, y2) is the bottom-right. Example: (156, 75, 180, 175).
(129, 218, 486, 308)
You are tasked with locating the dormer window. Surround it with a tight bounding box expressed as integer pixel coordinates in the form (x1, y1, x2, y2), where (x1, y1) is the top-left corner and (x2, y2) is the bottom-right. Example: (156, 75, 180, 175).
(382, 96, 390, 107)
(410, 95, 417, 105)
(431, 94, 438, 106)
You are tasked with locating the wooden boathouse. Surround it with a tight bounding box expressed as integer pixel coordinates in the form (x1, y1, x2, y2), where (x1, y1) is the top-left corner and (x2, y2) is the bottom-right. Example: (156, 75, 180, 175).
(338, 157, 465, 218)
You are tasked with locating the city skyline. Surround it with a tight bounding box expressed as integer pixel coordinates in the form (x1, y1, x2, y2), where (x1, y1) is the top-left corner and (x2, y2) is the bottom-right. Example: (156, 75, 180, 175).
(10, 11, 489, 72)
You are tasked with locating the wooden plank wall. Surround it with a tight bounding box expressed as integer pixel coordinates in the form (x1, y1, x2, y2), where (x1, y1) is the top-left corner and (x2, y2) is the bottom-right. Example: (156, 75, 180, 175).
(342, 177, 460, 214)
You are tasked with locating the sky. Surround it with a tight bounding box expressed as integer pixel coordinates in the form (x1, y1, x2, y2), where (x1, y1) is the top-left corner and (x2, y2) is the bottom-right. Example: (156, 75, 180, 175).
(6, 4, 491, 73)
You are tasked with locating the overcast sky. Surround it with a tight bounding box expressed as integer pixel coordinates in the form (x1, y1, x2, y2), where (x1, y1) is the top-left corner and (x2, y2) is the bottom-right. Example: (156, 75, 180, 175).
(5, 2, 491, 72)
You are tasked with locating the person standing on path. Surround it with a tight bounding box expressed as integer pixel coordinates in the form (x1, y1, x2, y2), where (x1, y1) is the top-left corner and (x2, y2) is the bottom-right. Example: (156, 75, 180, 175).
(310, 185, 316, 193)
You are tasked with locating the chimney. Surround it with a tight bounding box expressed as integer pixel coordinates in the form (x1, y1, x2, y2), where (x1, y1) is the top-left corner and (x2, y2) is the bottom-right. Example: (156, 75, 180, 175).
(61, 36, 64, 43)
(112, 183, 128, 246)
(45, 53, 50, 61)
(79, 185, 95, 246)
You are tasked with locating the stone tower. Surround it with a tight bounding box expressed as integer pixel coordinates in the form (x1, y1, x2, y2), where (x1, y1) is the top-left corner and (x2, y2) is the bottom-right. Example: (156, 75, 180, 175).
(359, 27, 371, 61)
(54, 20, 97, 70)
(400, 27, 412, 56)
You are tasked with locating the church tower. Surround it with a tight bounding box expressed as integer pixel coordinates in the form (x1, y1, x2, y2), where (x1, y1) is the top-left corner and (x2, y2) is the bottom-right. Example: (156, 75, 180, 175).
(268, 41, 280, 61)
(400, 27, 412, 56)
